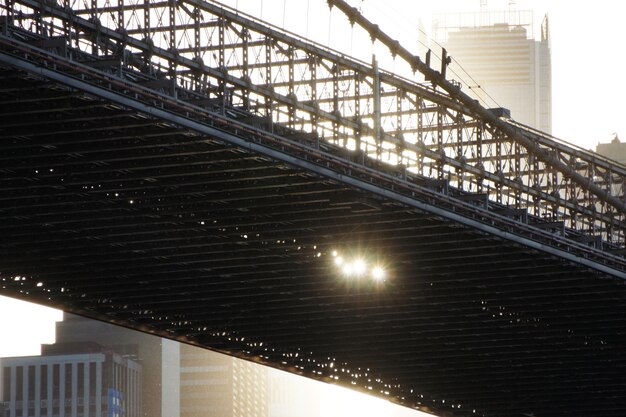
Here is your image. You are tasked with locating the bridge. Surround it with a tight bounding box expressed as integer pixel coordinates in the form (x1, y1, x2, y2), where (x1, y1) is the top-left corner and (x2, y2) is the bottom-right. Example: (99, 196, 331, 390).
(1, 0, 625, 416)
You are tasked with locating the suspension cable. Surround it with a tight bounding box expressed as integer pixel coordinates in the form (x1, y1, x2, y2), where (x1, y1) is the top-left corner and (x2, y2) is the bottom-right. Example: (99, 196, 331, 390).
(326, 0, 626, 215)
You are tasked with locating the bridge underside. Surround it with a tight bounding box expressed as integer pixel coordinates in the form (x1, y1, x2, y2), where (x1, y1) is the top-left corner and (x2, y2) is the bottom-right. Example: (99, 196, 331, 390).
(1, 58, 626, 417)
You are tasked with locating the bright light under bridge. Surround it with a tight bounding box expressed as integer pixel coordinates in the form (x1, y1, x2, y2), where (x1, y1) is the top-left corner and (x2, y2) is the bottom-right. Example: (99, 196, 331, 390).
(331, 249, 388, 284)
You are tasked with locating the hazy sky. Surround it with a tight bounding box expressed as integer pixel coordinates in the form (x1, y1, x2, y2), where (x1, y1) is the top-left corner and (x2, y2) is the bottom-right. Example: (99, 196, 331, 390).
(0, 295, 61, 357)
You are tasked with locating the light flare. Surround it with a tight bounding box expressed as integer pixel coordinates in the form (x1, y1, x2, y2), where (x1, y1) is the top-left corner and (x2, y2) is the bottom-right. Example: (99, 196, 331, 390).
(353, 259, 367, 276)
(372, 266, 386, 281)
(330, 250, 389, 284)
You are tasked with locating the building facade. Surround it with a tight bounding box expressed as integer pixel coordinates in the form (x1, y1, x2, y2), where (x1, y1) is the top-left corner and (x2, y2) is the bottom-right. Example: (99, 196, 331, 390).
(52, 314, 180, 417)
(1, 313, 289, 417)
(0, 344, 141, 417)
(434, 10, 552, 133)
(16, 313, 268, 417)
(180, 344, 268, 417)
(596, 135, 626, 165)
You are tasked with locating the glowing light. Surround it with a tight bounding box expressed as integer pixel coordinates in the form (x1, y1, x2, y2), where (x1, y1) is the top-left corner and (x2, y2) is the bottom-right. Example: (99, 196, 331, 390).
(372, 267, 386, 281)
(330, 249, 389, 285)
(353, 259, 367, 276)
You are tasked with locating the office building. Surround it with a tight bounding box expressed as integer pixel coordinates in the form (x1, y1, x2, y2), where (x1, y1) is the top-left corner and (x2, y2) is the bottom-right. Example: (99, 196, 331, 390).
(0, 342, 141, 417)
(49, 314, 180, 417)
(434, 10, 552, 133)
(180, 344, 268, 417)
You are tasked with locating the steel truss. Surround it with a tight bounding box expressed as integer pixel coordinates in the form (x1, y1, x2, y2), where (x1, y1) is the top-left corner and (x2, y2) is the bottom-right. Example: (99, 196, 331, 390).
(1, 0, 625, 249)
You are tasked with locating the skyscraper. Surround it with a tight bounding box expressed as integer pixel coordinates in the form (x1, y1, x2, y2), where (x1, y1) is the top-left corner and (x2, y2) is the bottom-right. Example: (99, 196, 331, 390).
(434, 10, 552, 133)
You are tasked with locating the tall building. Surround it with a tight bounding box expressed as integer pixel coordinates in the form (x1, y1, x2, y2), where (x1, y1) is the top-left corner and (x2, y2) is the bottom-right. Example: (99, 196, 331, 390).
(50, 314, 180, 417)
(434, 10, 552, 133)
(180, 344, 268, 417)
(0, 342, 141, 417)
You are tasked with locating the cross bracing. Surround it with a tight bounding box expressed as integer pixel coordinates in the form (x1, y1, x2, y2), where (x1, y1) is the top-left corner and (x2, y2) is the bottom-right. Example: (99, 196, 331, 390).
(1, 1, 626, 417)
(2, 0, 625, 247)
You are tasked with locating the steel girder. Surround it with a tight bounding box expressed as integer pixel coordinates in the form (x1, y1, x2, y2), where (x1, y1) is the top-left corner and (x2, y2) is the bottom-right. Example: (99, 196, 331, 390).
(1, 0, 624, 249)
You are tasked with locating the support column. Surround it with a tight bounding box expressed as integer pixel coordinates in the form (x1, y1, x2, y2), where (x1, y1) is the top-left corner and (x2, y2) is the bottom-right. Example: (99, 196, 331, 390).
(354, 73, 362, 159)
(84, 361, 90, 417)
(10, 366, 16, 417)
(265, 36, 273, 128)
(21, 366, 27, 417)
(46, 365, 52, 417)
(416, 98, 423, 175)
(288, 46, 295, 129)
(59, 363, 65, 417)
(309, 55, 318, 141)
(95, 361, 102, 417)
(332, 63, 340, 145)
(71, 363, 78, 417)
(34, 365, 41, 417)
(436, 104, 444, 179)
(372, 55, 381, 159)
(242, 28, 250, 110)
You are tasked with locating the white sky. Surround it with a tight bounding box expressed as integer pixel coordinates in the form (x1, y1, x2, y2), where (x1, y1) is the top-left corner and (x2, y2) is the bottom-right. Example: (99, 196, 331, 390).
(0, 295, 62, 357)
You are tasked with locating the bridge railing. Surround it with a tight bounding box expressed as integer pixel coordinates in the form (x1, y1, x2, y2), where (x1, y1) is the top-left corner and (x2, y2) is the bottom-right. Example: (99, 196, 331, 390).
(1, 0, 624, 249)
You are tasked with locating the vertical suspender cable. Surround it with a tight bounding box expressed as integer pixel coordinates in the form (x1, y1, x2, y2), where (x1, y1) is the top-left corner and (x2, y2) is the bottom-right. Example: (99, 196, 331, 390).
(282, 0, 286, 28)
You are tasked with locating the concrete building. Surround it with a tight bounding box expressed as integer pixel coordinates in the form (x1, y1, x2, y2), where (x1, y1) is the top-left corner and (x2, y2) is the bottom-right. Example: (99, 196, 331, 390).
(0, 342, 141, 417)
(434, 10, 552, 133)
(50, 314, 180, 417)
(596, 135, 626, 165)
(180, 344, 268, 417)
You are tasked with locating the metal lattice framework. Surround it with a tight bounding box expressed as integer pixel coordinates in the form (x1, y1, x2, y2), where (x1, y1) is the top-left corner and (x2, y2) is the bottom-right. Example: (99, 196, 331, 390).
(2, 0, 625, 249)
